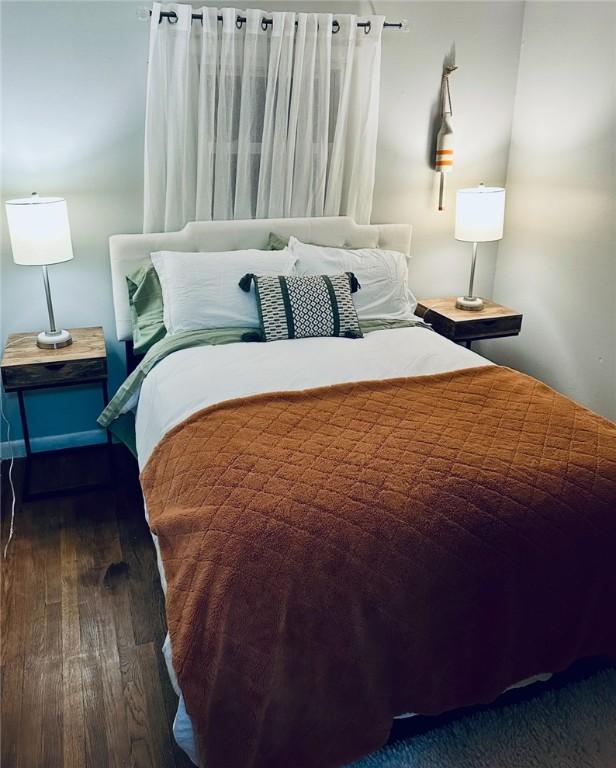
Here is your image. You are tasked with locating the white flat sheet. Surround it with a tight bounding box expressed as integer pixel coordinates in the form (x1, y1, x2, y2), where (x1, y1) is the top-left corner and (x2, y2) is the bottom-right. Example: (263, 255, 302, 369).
(136, 326, 490, 470)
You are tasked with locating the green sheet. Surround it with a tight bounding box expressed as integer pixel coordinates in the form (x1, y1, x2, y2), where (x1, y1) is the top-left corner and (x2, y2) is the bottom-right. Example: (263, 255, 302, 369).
(126, 263, 166, 355)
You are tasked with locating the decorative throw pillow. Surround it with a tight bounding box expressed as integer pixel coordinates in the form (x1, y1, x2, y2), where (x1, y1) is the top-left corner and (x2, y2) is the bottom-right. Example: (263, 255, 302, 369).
(238, 272, 363, 342)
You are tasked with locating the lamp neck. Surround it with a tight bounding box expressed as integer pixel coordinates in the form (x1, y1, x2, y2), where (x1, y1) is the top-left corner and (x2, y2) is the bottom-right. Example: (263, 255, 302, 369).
(41, 265, 57, 333)
(466, 242, 478, 300)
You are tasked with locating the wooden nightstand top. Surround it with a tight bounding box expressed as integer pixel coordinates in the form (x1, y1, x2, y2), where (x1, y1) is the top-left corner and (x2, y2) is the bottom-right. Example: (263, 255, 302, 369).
(415, 298, 522, 344)
(1, 326, 106, 368)
(1, 326, 107, 392)
(415, 297, 521, 323)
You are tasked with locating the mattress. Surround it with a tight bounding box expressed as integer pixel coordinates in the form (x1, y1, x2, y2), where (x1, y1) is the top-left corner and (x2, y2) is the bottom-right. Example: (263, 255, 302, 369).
(134, 327, 548, 764)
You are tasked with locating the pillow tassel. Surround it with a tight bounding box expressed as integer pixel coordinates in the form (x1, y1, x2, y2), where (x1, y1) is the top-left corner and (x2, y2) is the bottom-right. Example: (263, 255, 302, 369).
(347, 272, 361, 293)
(239, 273, 255, 292)
(241, 331, 263, 342)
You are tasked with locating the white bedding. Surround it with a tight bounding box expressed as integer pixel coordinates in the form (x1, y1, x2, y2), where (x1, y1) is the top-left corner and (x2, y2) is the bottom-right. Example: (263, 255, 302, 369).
(136, 326, 490, 469)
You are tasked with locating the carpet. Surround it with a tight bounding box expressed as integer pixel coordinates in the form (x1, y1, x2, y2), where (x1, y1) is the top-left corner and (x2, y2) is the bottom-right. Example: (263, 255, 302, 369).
(349, 668, 616, 768)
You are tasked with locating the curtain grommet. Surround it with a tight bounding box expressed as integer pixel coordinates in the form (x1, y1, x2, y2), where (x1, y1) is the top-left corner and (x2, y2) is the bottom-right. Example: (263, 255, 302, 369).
(363, 20, 372, 35)
(332, 19, 340, 34)
(167, 11, 178, 24)
(236, 15, 244, 29)
(261, 18, 269, 31)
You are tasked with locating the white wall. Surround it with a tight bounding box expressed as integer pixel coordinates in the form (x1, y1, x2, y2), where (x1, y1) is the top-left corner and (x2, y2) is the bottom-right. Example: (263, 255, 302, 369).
(1, 0, 526, 450)
(485, 1, 616, 421)
(1, 0, 148, 450)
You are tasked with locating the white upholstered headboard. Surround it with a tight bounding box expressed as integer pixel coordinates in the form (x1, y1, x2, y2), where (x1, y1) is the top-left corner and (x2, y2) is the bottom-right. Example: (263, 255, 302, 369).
(109, 216, 412, 341)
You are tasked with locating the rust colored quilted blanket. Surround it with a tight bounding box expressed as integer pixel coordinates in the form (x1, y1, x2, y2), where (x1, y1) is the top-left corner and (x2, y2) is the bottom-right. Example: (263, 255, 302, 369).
(141, 366, 616, 768)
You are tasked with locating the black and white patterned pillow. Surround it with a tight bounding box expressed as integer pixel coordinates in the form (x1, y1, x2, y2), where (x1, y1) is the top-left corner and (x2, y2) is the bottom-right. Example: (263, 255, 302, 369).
(238, 272, 363, 342)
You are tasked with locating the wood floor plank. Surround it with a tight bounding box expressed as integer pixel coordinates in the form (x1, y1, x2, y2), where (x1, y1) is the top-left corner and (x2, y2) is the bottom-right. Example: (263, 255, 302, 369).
(20, 658, 45, 767)
(61, 504, 82, 658)
(0, 660, 23, 768)
(40, 602, 64, 766)
(82, 651, 112, 768)
(60, 502, 88, 767)
(100, 646, 133, 768)
(119, 642, 163, 768)
(43, 502, 62, 606)
(17, 503, 48, 768)
(62, 654, 86, 768)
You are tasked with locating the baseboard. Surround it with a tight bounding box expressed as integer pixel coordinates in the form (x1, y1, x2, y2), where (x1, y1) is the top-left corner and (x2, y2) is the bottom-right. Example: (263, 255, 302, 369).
(0, 429, 107, 460)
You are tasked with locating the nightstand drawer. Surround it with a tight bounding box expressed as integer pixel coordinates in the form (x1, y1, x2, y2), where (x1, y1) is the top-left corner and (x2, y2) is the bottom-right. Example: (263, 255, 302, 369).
(451, 314, 522, 342)
(1, 357, 107, 391)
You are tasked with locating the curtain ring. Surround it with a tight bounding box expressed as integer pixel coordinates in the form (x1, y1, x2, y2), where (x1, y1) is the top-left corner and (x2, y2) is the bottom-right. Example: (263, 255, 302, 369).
(236, 15, 244, 29)
(261, 18, 269, 31)
(363, 20, 371, 35)
(167, 11, 178, 24)
(332, 19, 340, 34)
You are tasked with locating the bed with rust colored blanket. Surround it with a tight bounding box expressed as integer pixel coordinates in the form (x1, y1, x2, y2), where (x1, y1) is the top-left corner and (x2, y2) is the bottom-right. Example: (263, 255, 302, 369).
(140, 365, 616, 768)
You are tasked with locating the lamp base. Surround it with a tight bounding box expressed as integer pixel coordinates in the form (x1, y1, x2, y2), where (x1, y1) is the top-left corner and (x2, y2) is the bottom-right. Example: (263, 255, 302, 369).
(455, 296, 484, 312)
(37, 329, 73, 349)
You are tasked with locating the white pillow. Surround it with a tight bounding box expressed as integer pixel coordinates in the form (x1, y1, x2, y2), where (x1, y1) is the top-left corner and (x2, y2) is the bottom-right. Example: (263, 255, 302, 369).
(151, 249, 297, 333)
(288, 237, 416, 321)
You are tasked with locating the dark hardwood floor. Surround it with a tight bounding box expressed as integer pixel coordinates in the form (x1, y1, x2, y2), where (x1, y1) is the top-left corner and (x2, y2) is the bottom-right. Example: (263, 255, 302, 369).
(1, 445, 193, 768)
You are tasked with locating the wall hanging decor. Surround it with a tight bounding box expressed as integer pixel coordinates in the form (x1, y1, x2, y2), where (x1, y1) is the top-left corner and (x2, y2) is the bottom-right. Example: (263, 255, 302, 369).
(435, 62, 458, 211)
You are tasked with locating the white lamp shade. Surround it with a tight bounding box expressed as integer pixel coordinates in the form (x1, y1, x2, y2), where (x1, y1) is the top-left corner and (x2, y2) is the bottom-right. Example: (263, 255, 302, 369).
(5, 195, 74, 266)
(455, 186, 506, 243)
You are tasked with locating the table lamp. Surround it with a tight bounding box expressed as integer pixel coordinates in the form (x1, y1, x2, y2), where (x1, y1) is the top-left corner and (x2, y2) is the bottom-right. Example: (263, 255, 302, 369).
(454, 184, 505, 311)
(5, 193, 74, 348)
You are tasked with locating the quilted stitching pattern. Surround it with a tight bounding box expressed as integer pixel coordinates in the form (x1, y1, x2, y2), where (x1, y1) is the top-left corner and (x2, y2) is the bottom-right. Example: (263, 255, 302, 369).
(141, 366, 616, 768)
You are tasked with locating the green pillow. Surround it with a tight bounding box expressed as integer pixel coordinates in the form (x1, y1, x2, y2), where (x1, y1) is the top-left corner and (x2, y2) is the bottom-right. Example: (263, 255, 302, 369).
(126, 262, 166, 355)
(266, 232, 361, 250)
(266, 232, 290, 250)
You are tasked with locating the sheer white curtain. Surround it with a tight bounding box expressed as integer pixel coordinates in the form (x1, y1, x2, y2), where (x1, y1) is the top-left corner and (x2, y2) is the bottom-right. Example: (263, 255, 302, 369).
(143, 4, 384, 232)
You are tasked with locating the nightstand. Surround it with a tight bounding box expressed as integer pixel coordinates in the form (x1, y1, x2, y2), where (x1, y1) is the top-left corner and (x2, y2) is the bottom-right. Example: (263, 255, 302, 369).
(1, 326, 112, 499)
(415, 298, 522, 349)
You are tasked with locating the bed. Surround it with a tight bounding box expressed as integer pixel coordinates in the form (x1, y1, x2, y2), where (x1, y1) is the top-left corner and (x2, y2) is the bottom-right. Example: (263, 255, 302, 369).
(107, 216, 616, 768)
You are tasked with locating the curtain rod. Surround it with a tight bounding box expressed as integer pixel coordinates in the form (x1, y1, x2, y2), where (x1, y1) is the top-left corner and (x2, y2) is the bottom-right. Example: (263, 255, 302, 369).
(148, 9, 408, 32)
